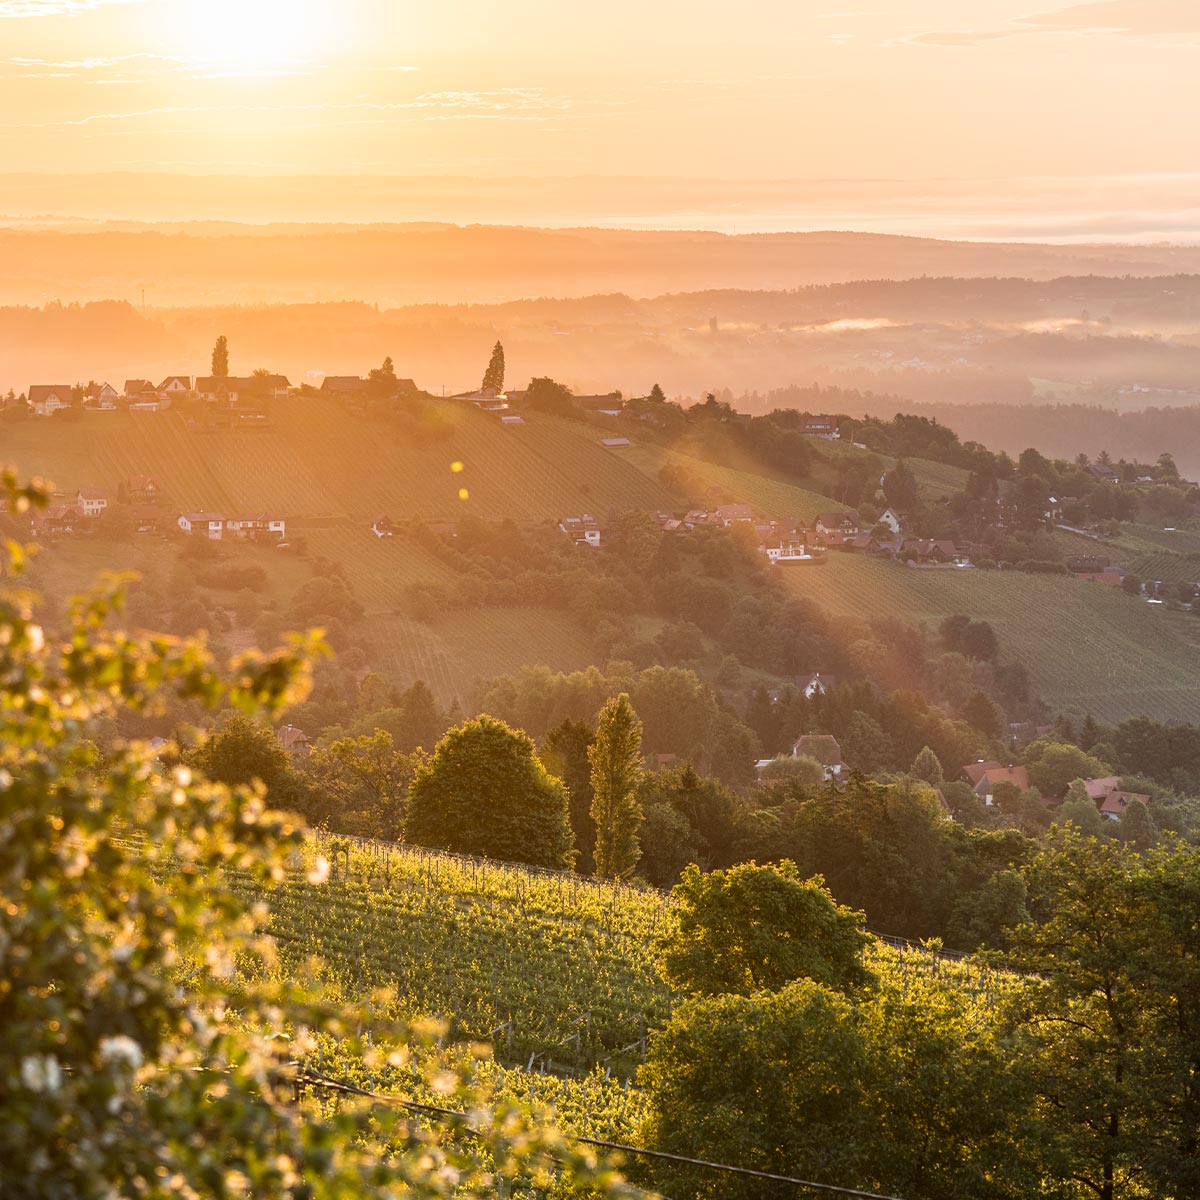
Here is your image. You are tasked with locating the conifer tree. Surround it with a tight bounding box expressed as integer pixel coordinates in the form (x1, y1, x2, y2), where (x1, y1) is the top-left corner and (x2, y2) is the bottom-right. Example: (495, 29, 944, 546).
(911, 745, 944, 785)
(589, 693, 645, 879)
(482, 340, 505, 393)
(211, 334, 229, 378)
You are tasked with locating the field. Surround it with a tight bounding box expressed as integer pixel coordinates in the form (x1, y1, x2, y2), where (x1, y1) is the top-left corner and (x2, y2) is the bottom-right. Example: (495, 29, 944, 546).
(780, 555, 1200, 723)
(1, 403, 677, 522)
(621, 442, 840, 523)
(362, 609, 596, 707)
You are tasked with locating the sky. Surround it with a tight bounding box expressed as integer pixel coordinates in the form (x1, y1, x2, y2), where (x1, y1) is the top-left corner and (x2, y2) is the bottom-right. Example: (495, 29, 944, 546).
(1, 0, 1198, 233)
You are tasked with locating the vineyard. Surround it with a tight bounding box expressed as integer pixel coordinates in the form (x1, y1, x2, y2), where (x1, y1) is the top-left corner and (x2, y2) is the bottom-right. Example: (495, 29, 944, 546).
(620, 443, 840, 524)
(781, 555, 1200, 723)
(361, 609, 595, 707)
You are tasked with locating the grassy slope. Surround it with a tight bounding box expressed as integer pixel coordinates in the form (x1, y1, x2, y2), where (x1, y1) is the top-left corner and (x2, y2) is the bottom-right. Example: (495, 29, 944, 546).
(781, 556, 1200, 723)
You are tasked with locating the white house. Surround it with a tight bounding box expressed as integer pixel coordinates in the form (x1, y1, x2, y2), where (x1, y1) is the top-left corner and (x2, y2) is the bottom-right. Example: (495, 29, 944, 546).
(452, 388, 509, 412)
(76, 488, 109, 518)
(795, 672, 835, 698)
(763, 537, 815, 563)
(227, 513, 286, 540)
(878, 508, 905, 535)
(28, 385, 72, 417)
(178, 512, 225, 540)
(87, 382, 119, 409)
(157, 375, 191, 399)
(559, 515, 601, 547)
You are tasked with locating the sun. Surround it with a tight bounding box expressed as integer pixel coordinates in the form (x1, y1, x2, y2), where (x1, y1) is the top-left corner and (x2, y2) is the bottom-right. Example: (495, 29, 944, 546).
(176, 0, 338, 71)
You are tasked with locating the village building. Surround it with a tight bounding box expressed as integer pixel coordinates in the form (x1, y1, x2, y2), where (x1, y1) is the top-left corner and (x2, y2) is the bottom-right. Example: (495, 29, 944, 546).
(372, 515, 396, 538)
(157, 376, 192, 399)
(815, 511, 861, 537)
(878, 507, 905, 535)
(85, 382, 119, 409)
(901, 538, 971, 567)
(123, 379, 157, 402)
(799, 416, 840, 439)
(226, 513, 286, 540)
(28, 385, 72, 417)
(277, 725, 312, 757)
(961, 761, 1030, 806)
(75, 488, 109, 518)
(32, 504, 83, 536)
(126, 476, 162, 503)
(320, 376, 368, 398)
(452, 388, 509, 412)
(177, 512, 225, 540)
(559, 515, 602, 547)
(1083, 776, 1152, 822)
(793, 734, 845, 780)
(795, 672, 836, 698)
(575, 393, 625, 417)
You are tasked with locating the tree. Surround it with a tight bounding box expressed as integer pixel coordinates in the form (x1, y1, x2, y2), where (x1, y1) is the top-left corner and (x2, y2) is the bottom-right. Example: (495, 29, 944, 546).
(368, 355, 398, 397)
(960, 690, 1004, 739)
(882, 459, 919, 511)
(658, 861, 871, 997)
(185, 711, 307, 811)
(1026, 741, 1110, 798)
(300, 729, 414, 841)
(842, 710, 894, 773)
(760, 753, 825, 788)
(522, 375, 574, 415)
(911, 744, 945, 785)
(211, 334, 228, 378)
(1123, 573, 1144, 597)
(648, 383, 666, 403)
(0, 471, 639, 1199)
(481, 340, 505, 393)
(1120, 798, 1159, 850)
(404, 715, 575, 869)
(1056, 779, 1106, 837)
(1007, 833, 1200, 1200)
(542, 718, 596, 872)
(588, 693, 645, 879)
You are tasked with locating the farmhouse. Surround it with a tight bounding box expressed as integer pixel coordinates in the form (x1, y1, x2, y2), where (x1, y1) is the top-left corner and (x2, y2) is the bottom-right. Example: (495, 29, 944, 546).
(75, 488, 109, 518)
(793, 734, 845, 780)
(575, 393, 625, 416)
(195, 376, 240, 404)
(126, 475, 162, 502)
(901, 539, 970, 566)
(559, 515, 601, 547)
(815, 511, 861, 537)
(124, 379, 157, 401)
(714, 503, 755, 526)
(85, 382, 119, 409)
(762, 536, 815, 563)
(320, 376, 368, 398)
(453, 388, 509, 412)
(157, 375, 192, 399)
(28, 385, 71, 417)
(795, 672, 836, 697)
(227, 513, 286, 540)
(178, 512, 225, 540)
(800, 416, 839, 439)
(131, 506, 161, 534)
(32, 504, 83, 536)
(277, 725, 312, 757)
(961, 761, 1030, 806)
(1082, 776, 1152, 822)
(878, 507, 905, 535)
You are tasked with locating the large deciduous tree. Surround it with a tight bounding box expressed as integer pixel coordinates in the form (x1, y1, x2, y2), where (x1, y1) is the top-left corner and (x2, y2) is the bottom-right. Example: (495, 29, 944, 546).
(588, 693, 644, 879)
(404, 715, 575, 869)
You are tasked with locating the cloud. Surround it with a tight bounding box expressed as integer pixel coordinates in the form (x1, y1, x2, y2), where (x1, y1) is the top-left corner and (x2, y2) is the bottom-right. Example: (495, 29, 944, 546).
(914, 0, 1200, 47)
(1, 89, 576, 129)
(0, 0, 145, 16)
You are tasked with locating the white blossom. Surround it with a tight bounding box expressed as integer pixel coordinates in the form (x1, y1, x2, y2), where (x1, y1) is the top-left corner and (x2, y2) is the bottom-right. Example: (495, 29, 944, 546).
(21, 1054, 62, 1093)
(98, 1035, 143, 1071)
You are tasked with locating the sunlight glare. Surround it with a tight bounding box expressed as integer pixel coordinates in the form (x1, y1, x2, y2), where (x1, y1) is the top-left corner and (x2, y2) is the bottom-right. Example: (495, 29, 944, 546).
(179, 0, 339, 71)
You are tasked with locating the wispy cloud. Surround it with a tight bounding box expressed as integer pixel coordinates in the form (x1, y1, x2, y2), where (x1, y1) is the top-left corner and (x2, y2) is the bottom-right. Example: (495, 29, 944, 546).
(1, 89, 577, 129)
(0, 0, 145, 16)
(914, 0, 1200, 47)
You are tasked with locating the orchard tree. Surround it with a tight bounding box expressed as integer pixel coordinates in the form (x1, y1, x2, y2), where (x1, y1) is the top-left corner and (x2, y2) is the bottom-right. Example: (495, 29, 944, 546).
(481, 341, 505, 393)
(588, 693, 645, 879)
(658, 861, 871, 997)
(404, 715, 575, 869)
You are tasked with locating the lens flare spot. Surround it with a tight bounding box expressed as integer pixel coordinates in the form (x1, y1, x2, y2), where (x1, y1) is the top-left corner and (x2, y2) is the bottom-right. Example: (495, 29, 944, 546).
(450, 461, 465, 473)
(458, 488, 470, 501)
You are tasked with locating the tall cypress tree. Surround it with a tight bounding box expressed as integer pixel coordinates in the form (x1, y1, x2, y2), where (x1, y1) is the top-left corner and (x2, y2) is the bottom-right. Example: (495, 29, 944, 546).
(212, 335, 229, 378)
(589, 693, 644, 880)
(482, 341, 505, 393)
